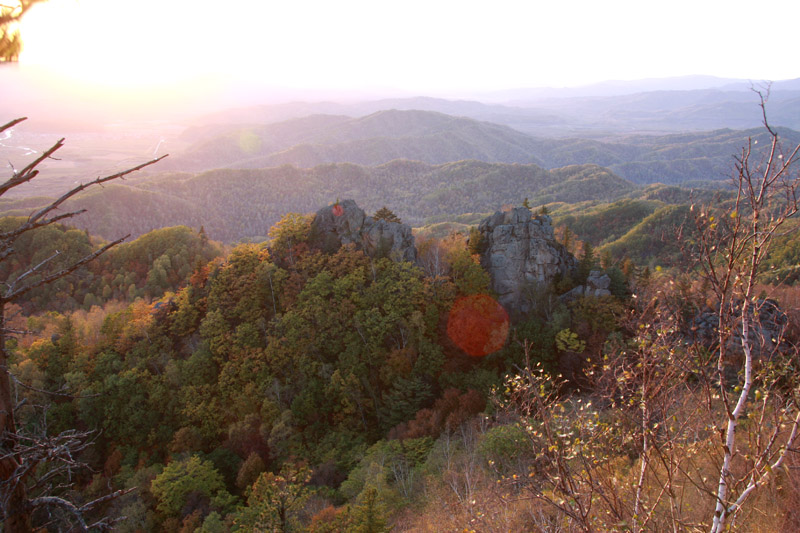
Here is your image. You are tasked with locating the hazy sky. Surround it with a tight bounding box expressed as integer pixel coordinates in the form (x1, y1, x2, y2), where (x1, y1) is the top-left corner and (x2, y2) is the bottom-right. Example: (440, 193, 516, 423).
(16, 0, 800, 99)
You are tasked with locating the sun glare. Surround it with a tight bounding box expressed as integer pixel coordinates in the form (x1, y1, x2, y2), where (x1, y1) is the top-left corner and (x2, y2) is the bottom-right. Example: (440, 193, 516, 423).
(17, 0, 800, 96)
(20, 0, 225, 89)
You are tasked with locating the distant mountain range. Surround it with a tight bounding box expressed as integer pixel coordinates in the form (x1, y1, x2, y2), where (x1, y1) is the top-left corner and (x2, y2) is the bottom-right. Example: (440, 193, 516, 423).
(169, 109, 800, 185)
(168, 110, 547, 172)
(481, 75, 800, 101)
(192, 76, 800, 137)
(4, 74, 800, 194)
(4, 75, 799, 253)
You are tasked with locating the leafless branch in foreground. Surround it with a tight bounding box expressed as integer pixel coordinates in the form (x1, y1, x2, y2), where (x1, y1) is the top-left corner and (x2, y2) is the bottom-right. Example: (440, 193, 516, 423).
(0, 116, 166, 532)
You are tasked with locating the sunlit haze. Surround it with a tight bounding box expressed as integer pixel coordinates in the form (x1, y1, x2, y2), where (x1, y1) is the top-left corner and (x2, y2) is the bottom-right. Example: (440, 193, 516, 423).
(16, 0, 800, 103)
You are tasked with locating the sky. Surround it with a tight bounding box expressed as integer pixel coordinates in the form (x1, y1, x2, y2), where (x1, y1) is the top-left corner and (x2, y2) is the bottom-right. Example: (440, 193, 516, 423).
(11, 0, 800, 108)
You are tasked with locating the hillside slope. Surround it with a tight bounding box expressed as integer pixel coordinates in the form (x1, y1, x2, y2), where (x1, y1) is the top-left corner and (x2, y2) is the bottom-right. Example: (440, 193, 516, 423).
(166, 110, 547, 172)
(0, 161, 638, 242)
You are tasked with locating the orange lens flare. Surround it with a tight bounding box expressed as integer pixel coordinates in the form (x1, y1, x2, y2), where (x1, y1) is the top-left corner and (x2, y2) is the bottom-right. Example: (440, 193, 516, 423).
(446, 294, 509, 356)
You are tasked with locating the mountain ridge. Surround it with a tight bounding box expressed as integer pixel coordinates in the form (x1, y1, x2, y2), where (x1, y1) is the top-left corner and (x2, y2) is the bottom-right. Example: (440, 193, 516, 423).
(0, 160, 639, 242)
(166, 109, 800, 186)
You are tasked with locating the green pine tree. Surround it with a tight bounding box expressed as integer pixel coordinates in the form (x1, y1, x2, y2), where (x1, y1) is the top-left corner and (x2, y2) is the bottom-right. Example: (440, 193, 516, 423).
(373, 206, 402, 224)
(576, 241, 597, 284)
(562, 226, 573, 254)
(467, 226, 487, 256)
(347, 485, 390, 533)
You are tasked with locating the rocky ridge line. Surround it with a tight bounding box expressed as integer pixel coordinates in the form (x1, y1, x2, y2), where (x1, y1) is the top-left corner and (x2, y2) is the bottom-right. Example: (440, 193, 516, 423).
(309, 199, 417, 263)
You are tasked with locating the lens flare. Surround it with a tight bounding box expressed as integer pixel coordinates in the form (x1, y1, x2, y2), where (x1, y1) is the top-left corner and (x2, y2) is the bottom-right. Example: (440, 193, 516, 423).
(446, 294, 509, 356)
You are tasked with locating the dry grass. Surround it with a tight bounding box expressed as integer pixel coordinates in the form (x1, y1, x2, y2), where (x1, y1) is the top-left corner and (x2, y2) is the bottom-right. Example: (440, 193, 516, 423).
(392, 387, 800, 532)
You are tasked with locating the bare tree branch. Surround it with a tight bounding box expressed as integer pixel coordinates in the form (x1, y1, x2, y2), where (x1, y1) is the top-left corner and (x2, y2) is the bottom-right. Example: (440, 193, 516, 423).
(705, 89, 800, 533)
(7, 369, 103, 399)
(3, 249, 61, 294)
(0, 116, 167, 532)
(0, 155, 166, 245)
(3, 234, 128, 302)
(0, 117, 26, 133)
(0, 137, 64, 198)
(28, 496, 88, 531)
(0, 209, 87, 248)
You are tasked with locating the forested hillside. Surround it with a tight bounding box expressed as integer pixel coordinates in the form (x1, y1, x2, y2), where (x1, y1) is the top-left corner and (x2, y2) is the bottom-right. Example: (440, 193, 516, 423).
(164, 110, 548, 171)
(0, 220, 222, 312)
(6, 192, 800, 530)
(0, 161, 639, 242)
(0, 157, 762, 273)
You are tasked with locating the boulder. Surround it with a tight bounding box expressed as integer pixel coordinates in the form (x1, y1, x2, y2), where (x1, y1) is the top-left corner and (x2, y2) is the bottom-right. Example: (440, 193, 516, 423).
(562, 270, 612, 301)
(309, 200, 417, 263)
(477, 207, 577, 312)
(689, 298, 789, 361)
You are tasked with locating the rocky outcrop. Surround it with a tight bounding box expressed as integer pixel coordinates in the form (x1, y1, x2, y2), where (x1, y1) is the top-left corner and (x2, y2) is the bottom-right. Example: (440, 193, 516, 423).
(561, 270, 612, 301)
(690, 298, 790, 360)
(309, 200, 417, 263)
(477, 207, 577, 312)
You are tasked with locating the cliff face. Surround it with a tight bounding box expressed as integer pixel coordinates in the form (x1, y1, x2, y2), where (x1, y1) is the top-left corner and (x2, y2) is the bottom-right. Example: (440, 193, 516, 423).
(309, 199, 418, 263)
(478, 207, 577, 312)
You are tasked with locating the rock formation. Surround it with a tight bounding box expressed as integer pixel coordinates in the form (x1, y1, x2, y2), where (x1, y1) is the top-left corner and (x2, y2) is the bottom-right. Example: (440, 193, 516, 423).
(561, 270, 612, 301)
(477, 207, 577, 312)
(690, 298, 789, 360)
(309, 199, 417, 263)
